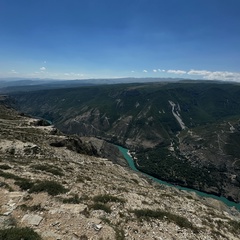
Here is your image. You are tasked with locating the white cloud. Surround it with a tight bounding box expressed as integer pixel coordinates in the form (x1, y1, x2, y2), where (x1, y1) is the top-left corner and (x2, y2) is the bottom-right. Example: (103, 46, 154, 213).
(40, 67, 46, 71)
(187, 69, 240, 81)
(153, 69, 157, 73)
(64, 72, 84, 78)
(11, 69, 18, 74)
(43, 61, 47, 64)
(167, 69, 186, 75)
(143, 70, 148, 73)
(187, 70, 211, 76)
(131, 70, 135, 73)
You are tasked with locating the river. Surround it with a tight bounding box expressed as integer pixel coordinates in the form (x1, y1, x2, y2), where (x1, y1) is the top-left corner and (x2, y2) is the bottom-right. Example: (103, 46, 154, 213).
(118, 146, 240, 211)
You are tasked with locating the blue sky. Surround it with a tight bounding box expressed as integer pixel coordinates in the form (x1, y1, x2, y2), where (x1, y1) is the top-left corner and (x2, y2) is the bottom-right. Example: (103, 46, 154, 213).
(0, 0, 240, 81)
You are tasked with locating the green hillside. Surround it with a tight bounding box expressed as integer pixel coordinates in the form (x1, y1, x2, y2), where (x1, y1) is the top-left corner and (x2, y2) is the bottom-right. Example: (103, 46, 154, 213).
(12, 81, 240, 202)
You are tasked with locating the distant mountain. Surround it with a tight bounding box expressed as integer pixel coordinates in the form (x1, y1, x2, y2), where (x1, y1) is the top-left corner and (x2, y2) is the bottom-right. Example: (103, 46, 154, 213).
(0, 78, 57, 87)
(0, 77, 183, 93)
(12, 81, 240, 202)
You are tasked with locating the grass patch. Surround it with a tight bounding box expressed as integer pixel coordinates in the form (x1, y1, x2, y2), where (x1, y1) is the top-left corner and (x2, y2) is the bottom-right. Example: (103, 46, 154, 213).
(19, 204, 44, 212)
(115, 227, 125, 240)
(0, 170, 22, 181)
(90, 203, 111, 213)
(228, 220, 240, 234)
(0, 227, 41, 240)
(93, 194, 125, 204)
(29, 180, 67, 196)
(132, 208, 198, 232)
(100, 216, 111, 224)
(31, 164, 64, 176)
(0, 170, 34, 191)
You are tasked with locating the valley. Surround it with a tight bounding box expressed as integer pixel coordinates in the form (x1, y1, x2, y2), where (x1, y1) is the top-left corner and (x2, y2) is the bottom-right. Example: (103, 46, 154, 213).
(10, 81, 240, 204)
(2, 94, 240, 239)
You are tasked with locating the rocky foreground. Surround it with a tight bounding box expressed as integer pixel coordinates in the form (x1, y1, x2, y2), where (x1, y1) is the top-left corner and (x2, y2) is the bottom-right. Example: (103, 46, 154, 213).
(0, 97, 240, 240)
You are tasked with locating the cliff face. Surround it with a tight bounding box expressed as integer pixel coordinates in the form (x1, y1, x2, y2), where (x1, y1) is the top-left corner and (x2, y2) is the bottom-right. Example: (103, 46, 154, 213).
(1, 96, 240, 239)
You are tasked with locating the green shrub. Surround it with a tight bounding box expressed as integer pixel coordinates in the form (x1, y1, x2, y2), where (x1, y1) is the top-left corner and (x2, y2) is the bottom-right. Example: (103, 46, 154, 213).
(76, 175, 85, 183)
(0, 181, 13, 191)
(76, 175, 91, 182)
(29, 180, 67, 196)
(62, 194, 81, 204)
(31, 164, 64, 176)
(90, 203, 111, 213)
(19, 204, 44, 212)
(15, 179, 34, 190)
(0, 164, 11, 170)
(100, 216, 111, 224)
(131, 178, 139, 184)
(0, 171, 34, 191)
(115, 227, 125, 240)
(0, 227, 41, 240)
(228, 220, 240, 234)
(132, 208, 198, 232)
(0, 170, 22, 181)
(93, 194, 125, 204)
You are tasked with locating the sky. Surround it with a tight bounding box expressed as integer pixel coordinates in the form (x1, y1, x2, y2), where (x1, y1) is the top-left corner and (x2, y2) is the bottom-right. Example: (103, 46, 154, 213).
(0, 0, 240, 81)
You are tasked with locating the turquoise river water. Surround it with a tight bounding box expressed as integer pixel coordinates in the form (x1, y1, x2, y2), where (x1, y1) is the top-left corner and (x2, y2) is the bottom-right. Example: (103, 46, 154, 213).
(118, 146, 240, 211)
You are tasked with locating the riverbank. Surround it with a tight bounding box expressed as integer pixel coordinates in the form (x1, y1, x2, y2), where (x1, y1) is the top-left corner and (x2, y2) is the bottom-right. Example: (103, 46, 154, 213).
(118, 146, 240, 211)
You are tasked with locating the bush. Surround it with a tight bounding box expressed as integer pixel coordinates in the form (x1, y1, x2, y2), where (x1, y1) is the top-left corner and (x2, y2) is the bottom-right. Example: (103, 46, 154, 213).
(115, 227, 125, 240)
(15, 179, 34, 190)
(0, 170, 22, 181)
(0, 227, 41, 240)
(90, 203, 111, 213)
(93, 194, 125, 204)
(132, 208, 198, 232)
(19, 204, 44, 212)
(0, 170, 34, 191)
(0, 164, 11, 170)
(31, 164, 64, 176)
(29, 180, 67, 196)
(62, 194, 81, 204)
(228, 220, 240, 234)
(0, 182, 13, 191)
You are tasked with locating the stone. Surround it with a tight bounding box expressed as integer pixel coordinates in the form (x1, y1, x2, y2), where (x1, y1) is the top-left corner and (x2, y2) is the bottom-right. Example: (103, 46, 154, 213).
(3, 211, 11, 216)
(93, 223, 102, 231)
(21, 214, 43, 226)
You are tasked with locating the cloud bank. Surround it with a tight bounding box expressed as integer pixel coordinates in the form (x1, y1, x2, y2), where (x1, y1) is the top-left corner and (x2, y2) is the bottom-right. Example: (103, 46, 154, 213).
(161, 68, 240, 81)
(187, 69, 240, 81)
(167, 70, 186, 75)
